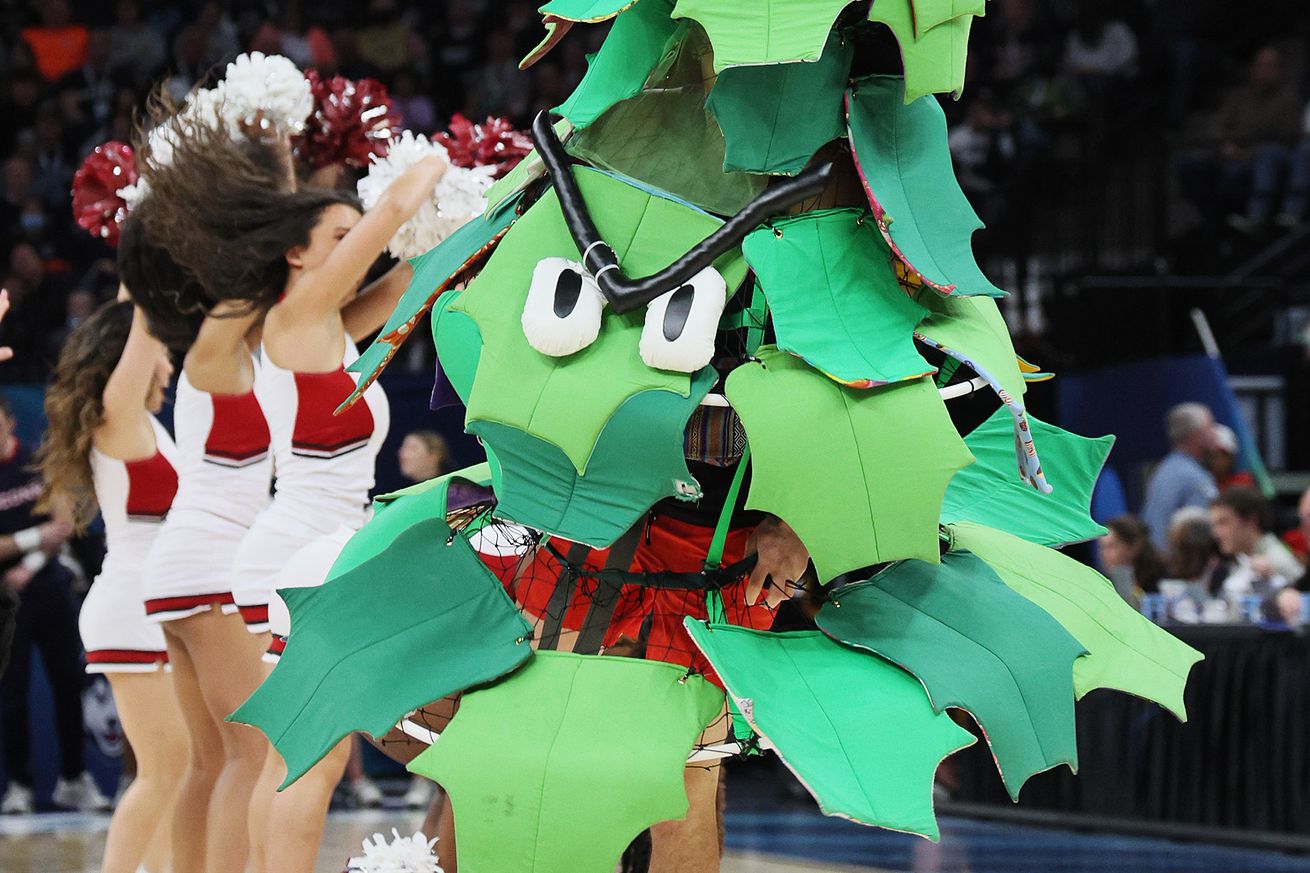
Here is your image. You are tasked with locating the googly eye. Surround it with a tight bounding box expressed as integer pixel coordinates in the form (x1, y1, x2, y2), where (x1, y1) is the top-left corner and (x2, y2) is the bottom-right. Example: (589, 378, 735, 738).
(639, 267, 728, 372)
(521, 257, 607, 357)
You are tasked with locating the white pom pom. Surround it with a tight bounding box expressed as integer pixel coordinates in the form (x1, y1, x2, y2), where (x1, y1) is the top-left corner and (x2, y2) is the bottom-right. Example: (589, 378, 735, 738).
(117, 180, 146, 211)
(346, 829, 443, 873)
(357, 131, 494, 261)
(144, 84, 228, 172)
(220, 52, 312, 135)
(639, 267, 727, 372)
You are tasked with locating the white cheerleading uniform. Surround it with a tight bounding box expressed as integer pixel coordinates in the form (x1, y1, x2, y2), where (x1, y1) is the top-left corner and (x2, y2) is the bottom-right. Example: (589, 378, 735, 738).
(263, 525, 355, 664)
(81, 418, 179, 672)
(231, 335, 389, 632)
(143, 367, 273, 622)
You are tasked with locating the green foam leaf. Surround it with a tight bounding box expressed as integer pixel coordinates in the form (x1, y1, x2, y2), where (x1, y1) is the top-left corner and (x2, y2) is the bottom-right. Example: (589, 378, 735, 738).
(539, 0, 638, 21)
(472, 367, 714, 548)
(230, 483, 532, 787)
(943, 407, 1113, 546)
(725, 349, 973, 581)
(706, 29, 852, 175)
(431, 290, 482, 405)
(409, 651, 723, 873)
(339, 202, 520, 411)
(672, 0, 852, 71)
(684, 624, 974, 840)
(555, 0, 679, 129)
(818, 552, 1086, 800)
(742, 207, 933, 387)
(948, 522, 1203, 720)
(454, 167, 745, 475)
(867, 1, 975, 102)
(910, 0, 986, 38)
(847, 74, 1002, 297)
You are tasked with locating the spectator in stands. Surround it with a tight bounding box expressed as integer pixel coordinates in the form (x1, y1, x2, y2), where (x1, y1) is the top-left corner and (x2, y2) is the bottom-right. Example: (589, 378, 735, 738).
(105, 1, 166, 89)
(1177, 46, 1305, 232)
(1207, 423, 1256, 491)
(948, 90, 1017, 225)
(397, 430, 450, 483)
(58, 30, 117, 131)
(31, 103, 75, 208)
(1141, 403, 1219, 548)
(21, 0, 88, 84)
(1, 157, 37, 243)
(248, 1, 335, 71)
(357, 0, 412, 75)
(1166, 508, 1224, 587)
(1209, 487, 1302, 598)
(1100, 515, 1166, 604)
(196, 1, 240, 71)
(163, 25, 212, 102)
(0, 391, 106, 815)
(391, 69, 437, 134)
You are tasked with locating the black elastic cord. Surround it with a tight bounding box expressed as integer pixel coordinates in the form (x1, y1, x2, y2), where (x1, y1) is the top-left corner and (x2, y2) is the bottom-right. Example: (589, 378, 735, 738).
(531, 111, 834, 314)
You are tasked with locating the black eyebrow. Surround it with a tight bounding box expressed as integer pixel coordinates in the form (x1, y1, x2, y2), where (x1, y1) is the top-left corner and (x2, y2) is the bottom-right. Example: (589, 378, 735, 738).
(531, 112, 832, 314)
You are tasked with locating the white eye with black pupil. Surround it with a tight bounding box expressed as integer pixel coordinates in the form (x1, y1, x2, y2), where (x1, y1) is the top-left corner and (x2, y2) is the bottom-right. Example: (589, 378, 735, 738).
(521, 257, 607, 357)
(640, 267, 727, 372)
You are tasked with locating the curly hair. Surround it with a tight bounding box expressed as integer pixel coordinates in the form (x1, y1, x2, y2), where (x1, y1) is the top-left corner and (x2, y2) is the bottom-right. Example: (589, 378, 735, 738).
(134, 93, 359, 311)
(36, 301, 135, 530)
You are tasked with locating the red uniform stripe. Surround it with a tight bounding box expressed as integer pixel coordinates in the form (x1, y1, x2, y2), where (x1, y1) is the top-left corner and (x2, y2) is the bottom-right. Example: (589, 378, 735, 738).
(125, 452, 178, 520)
(206, 392, 271, 463)
(267, 635, 287, 656)
(86, 649, 169, 664)
(239, 604, 269, 625)
(291, 370, 374, 458)
(145, 592, 235, 615)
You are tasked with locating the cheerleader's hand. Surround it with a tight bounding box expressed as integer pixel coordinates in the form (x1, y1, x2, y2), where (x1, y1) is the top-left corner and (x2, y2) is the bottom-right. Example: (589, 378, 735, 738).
(0, 289, 12, 362)
(747, 517, 809, 608)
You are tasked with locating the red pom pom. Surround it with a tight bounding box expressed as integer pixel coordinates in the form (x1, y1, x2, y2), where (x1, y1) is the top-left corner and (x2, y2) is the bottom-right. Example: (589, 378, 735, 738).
(71, 141, 136, 247)
(294, 70, 400, 170)
(435, 114, 533, 179)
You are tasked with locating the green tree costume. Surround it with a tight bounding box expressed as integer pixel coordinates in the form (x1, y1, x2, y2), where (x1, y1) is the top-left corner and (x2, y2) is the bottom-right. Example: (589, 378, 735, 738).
(235, 2, 1202, 869)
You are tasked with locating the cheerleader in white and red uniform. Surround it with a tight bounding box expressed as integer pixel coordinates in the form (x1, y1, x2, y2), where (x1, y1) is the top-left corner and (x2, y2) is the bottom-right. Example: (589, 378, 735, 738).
(36, 300, 186, 873)
(131, 116, 447, 873)
(118, 203, 280, 873)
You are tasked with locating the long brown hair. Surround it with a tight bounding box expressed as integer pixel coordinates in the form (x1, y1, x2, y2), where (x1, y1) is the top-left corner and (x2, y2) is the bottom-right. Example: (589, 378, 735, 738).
(36, 301, 135, 529)
(118, 202, 209, 353)
(134, 92, 359, 314)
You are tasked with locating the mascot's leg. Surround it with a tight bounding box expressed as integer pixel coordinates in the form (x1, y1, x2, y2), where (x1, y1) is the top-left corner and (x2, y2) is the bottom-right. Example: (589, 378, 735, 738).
(262, 736, 353, 873)
(649, 707, 729, 873)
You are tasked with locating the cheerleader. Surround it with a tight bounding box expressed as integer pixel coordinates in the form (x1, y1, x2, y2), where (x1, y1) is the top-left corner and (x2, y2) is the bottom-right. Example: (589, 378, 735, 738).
(118, 205, 281, 873)
(133, 118, 446, 873)
(36, 299, 185, 873)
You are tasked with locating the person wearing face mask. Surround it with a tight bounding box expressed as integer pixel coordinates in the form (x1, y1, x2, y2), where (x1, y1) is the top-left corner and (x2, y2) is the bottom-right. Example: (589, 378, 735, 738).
(35, 298, 186, 872)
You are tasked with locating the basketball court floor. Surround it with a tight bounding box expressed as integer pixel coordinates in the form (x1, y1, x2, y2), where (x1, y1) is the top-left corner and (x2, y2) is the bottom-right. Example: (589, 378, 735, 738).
(4, 808, 1309, 873)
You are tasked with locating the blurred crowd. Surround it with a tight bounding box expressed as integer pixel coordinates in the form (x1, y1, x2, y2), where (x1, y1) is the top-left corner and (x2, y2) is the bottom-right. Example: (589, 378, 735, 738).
(0, 0, 606, 381)
(1099, 402, 1310, 626)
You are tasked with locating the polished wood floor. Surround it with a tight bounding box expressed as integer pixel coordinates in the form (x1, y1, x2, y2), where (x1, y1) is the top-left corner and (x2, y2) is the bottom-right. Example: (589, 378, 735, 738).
(0, 809, 880, 873)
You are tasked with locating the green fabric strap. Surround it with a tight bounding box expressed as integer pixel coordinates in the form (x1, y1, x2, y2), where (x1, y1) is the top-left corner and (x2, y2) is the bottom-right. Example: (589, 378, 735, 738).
(702, 444, 753, 745)
(719, 283, 768, 356)
(705, 443, 751, 573)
